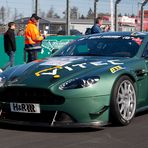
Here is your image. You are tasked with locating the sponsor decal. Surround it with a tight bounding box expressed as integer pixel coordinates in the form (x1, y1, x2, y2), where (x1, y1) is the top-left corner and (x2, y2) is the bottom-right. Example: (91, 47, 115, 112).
(10, 103, 40, 113)
(35, 66, 62, 77)
(35, 60, 124, 77)
(53, 75, 60, 79)
(110, 65, 124, 73)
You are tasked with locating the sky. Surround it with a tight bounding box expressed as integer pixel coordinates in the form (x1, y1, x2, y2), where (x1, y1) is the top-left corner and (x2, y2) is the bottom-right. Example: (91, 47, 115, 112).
(0, 0, 148, 21)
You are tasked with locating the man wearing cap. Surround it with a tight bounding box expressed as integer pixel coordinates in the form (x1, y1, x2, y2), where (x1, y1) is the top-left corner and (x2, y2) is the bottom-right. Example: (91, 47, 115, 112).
(24, 13, 45, 62)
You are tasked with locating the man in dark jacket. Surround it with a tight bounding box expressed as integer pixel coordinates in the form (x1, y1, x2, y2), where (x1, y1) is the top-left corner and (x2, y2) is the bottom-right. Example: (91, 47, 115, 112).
(91, 17, 103, 34)
(4, 22, 16, 69)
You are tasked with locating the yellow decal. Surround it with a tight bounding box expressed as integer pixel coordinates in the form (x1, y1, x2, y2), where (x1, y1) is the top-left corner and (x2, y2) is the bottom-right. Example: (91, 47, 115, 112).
(53, 75, 60, 79)
(110, 66, 123, 73)
(35, 66, 62, 77)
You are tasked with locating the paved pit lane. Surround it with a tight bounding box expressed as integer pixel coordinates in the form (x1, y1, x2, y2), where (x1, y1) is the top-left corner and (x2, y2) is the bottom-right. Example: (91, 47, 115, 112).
(0, 111, 148, 148)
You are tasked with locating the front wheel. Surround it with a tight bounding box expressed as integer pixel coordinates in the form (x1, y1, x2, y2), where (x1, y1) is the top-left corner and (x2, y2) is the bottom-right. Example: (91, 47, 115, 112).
(110, 76, 136, 126)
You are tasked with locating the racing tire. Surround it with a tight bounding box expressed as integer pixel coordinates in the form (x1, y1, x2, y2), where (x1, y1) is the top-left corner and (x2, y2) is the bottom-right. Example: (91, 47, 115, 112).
(110, 76, 136, 126)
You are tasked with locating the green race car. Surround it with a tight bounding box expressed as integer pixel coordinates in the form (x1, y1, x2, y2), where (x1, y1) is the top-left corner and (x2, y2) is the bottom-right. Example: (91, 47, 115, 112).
(0, 32, 148, 128)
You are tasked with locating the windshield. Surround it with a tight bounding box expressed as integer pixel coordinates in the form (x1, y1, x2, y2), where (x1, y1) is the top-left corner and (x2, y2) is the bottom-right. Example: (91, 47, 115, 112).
(53, 36, 142, 58)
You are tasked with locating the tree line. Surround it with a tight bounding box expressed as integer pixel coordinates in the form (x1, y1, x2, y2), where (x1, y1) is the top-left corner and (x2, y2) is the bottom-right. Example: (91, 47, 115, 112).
(0, 5, 136, 24)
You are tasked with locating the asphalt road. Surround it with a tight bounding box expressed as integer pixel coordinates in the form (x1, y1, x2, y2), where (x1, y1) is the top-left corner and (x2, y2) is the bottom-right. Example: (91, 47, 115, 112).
(0, 111, 148, 148)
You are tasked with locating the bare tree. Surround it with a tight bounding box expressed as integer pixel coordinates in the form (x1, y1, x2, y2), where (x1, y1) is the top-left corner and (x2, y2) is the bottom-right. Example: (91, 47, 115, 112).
(86, 8, 94, 19)
(71, 6, 79, 19)
(46, 7, 54, 18)
(40, 11, 46, 18)
(53, 13, 60, 18)
(14, 8, 18, 20)
(0, 6, 6, 23)
(46, 6, 60, 18)
(118, 13, 122, 17)
(80, 14, 85, 19)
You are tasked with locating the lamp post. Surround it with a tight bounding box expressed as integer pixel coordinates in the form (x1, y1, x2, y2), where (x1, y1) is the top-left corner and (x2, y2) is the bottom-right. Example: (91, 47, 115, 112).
(114, 0, 121, 31)
(94, 0, 99, 24)
(140, 0, 148, 31)
(35, 0, 38, 15)
(110, 0, 114, 31)
(66, 0, 70, 35)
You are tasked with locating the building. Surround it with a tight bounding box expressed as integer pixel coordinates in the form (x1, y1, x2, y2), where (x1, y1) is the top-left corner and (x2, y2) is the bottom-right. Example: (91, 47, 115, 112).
(118, 16, 136, 31)
(14, 17, 51, 35)
(15, 14, 147, 36)
(144, 10, 148, 31)
(136, 10, 148, 31)
(15, 17, 95, 35)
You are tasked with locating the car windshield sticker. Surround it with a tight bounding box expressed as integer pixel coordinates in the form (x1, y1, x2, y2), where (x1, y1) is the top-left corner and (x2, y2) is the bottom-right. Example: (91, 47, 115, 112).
(35, 60, 124, 77)
(89, 36, 121, 39)
(89, 36, 143, 42)
(110, 66, 124, 73)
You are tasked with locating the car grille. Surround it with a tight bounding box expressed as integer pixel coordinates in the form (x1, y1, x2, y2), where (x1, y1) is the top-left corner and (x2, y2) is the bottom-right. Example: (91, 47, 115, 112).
(0, 104, 75, 124)
(1, 110, 57, 123)
(0, 87, 65, 105)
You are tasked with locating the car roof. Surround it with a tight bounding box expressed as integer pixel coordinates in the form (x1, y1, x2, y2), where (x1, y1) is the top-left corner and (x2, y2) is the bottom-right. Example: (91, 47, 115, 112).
(86, 31, 148, 38)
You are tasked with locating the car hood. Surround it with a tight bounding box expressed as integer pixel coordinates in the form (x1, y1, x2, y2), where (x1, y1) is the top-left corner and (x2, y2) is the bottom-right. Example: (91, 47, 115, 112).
(2, 56, 126, 88)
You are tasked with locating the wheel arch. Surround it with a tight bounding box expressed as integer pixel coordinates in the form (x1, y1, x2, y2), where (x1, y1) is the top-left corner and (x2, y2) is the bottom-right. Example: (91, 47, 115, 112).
(111, 72, 137, 96)
(109, 73, 137, 125)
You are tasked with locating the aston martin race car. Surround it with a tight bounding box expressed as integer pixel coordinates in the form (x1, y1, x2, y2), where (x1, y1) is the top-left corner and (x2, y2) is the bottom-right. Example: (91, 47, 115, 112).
(0, 32, 148, 128)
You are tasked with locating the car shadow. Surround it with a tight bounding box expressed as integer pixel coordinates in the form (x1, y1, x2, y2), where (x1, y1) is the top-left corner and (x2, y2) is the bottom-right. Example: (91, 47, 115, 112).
(135, 110, 148, 117)
(1, 110, 148, 132)
(105, 110, 148, 128)
(0, 123, 103, 133)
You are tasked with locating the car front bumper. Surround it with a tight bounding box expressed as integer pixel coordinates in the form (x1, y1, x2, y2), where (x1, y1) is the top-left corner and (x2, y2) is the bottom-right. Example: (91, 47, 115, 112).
(0, 94, 110, 128)
(0, 118, 108, 129)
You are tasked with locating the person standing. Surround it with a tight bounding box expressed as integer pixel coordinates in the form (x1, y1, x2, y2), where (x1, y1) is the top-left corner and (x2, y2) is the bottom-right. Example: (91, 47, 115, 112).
(91, 17, 103, 34)
(24, 13, 45, 63)
(3, 22, 16, 69)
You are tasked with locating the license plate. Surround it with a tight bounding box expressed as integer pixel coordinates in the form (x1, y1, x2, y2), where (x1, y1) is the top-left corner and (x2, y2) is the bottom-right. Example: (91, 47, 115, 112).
(10, 103, 40, 113)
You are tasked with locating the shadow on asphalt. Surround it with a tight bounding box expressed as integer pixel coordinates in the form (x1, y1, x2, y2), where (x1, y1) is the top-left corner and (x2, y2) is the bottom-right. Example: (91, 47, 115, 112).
(135, 110, 148, 117)
(0, 123, 103, 133)
(1, 110, 148, 133)
(106, 110, 148, 128)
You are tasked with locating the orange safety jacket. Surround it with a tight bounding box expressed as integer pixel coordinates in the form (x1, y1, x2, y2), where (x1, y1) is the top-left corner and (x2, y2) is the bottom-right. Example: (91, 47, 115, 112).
(24, 20, 44, 50)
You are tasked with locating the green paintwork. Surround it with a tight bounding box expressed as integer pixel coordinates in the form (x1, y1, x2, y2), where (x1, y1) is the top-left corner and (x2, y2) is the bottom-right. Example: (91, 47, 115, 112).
(0, 32, 148, 127)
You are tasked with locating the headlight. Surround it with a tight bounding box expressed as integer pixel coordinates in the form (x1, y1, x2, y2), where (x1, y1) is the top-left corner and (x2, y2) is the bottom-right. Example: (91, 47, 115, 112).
(0, 77, 5, 87)
(59, 76, 100, 90)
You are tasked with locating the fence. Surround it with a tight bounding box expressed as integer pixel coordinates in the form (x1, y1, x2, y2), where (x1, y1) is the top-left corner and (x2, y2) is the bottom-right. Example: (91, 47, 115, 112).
(0, 35, 80, 68)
